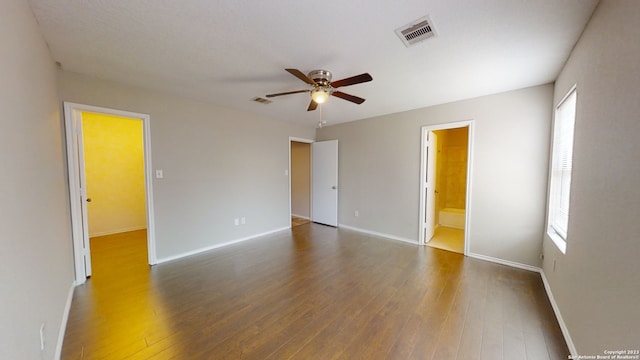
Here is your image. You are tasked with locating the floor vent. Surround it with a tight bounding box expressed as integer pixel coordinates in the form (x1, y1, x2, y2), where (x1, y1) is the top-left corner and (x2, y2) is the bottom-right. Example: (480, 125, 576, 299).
(395, 15, 437, 48)
(252, 97, 272, 104)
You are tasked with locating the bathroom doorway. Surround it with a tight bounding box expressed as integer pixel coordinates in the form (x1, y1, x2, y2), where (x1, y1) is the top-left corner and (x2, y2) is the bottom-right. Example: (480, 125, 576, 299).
(419, 121, 473, 254)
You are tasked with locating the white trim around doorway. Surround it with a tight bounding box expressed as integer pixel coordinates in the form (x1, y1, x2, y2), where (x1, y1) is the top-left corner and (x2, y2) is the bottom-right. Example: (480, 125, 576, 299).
(289, 137, 314, 228)
(64, 102, 157, 285)
(418, 120, 474, 256)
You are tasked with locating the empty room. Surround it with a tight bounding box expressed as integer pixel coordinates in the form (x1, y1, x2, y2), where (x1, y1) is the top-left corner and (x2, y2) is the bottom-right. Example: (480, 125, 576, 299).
(1, 1, 639, 359)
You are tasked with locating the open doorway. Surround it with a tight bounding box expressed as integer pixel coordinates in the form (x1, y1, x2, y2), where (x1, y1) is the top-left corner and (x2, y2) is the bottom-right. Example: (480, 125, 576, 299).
(419, 121, 473, 254)
(82, 112, 148, 278)
(64, 102, 156, 285)
(289, 137, 340, 228)
(290, 138, 312, 227)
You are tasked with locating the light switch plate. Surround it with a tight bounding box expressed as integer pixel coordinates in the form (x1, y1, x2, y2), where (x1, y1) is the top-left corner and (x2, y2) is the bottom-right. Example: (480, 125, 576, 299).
(155, 169, 163, 179)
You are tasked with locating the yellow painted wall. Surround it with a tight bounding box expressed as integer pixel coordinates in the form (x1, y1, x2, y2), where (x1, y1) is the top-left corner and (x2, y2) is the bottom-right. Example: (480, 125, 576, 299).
(82, 112, 146, 236)
(434, 127, 468, 210)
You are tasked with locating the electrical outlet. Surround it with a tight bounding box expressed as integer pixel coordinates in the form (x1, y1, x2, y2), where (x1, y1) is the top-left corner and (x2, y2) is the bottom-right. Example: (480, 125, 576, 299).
(354, 210, 359, 217)
(234, 218, 239, 226)
(241, 217, 246, 225)
(39, 323, 45, 350)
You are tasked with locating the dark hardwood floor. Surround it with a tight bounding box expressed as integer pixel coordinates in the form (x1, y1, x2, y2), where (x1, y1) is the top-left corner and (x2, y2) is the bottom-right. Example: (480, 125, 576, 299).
(61, 225, 568, 359)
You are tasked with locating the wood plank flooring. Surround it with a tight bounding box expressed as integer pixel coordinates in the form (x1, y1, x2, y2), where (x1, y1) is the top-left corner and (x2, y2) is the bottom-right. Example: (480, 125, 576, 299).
(61, 224, 569, 359)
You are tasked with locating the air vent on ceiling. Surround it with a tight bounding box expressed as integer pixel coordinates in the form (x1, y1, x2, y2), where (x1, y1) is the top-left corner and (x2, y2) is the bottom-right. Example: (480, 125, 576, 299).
(252, 97, 272, 104)
(395, 15, 437, 48)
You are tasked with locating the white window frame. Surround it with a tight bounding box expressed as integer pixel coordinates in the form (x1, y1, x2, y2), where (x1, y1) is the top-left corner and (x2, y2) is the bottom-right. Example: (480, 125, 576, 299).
(547, 86, 577, 254)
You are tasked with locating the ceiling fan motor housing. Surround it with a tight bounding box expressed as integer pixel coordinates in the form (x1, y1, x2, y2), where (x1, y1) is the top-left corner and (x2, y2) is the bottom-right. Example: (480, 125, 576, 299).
(308, 70, 332, 87)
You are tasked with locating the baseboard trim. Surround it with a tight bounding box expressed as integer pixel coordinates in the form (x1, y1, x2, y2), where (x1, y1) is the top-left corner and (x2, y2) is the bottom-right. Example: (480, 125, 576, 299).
(466, 252, 541, 273)
(291, 214, 310, 220)
(55, 282, 75, 360)
(539, 270, 577, 357)
(333, 225, 575, 356)
(467, 252, 576, 356)
(338, 224, 419, 246)
(155, 226, 290, 264)
(89, 226, 147, 238)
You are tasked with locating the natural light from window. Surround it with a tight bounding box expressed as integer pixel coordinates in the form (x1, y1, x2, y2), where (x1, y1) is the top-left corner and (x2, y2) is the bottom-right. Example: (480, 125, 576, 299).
(547, 86, 577, 254)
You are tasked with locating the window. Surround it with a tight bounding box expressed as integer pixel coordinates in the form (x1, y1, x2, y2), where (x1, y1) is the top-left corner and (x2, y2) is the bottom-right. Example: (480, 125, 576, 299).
(548, 87, 577, 253)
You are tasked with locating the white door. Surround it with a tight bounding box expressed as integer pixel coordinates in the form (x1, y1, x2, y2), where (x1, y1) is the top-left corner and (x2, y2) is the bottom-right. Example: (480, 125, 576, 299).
(66, 108, 93, 279)
(422, 131, 438, 243)
(312, 140, 338, 226)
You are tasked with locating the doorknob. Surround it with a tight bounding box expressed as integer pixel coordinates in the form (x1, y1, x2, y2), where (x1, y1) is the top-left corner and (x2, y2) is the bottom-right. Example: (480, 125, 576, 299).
(332, 186, 338, 190)
(86, 198, 92, 202)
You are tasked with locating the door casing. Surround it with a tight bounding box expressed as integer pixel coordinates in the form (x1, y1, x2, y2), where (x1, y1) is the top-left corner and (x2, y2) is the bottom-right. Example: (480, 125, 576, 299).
(64, 102, 157, 284)
(289, 137, 314, 223)
(419, 120, 474, 255)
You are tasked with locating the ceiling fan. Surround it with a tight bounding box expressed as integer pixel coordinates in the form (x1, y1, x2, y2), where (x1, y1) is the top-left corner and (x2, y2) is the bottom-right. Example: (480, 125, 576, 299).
(266, 69, 373, 111)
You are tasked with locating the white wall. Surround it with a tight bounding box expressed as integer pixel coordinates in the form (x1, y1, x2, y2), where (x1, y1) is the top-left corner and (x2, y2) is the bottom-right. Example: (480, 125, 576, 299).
(317, 84, 553, 267)
(57, 71, 316, 261)
(0, 0, 75, 358)
(542, 0, 640, 354)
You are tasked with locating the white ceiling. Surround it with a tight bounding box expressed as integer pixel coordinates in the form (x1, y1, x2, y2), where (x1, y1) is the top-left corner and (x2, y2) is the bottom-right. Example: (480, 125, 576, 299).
(27, 0, 598, 126)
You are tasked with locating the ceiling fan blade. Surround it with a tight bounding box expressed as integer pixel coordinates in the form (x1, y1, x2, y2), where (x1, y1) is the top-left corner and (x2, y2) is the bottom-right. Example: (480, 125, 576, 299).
(330, 73, 372, 88)
(307, 100, 318, 111)
(332, 91, 366, 104)
(265, 89, 310, 98)
(285, 68, 317, 86)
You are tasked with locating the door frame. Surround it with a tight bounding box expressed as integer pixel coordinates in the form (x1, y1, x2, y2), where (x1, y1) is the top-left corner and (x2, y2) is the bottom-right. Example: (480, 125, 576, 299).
(289, 137, 314, 226)
(64, 102, 157, 284)
(419, 120, 474, 255)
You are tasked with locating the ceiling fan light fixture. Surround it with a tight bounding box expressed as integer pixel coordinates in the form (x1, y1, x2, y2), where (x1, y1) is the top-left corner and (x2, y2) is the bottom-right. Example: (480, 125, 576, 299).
(265, 68, 371, 111)
(311, 89, 330, 104)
